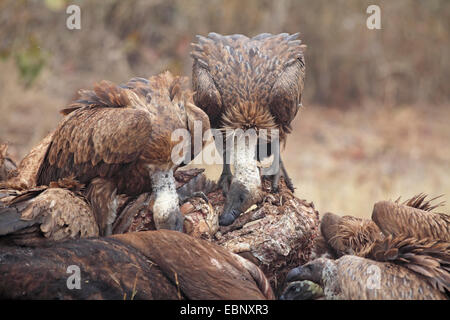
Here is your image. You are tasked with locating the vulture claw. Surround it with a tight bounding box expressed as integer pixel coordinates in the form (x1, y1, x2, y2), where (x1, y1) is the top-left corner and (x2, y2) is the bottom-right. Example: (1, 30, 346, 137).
(269, 158, 295, 193)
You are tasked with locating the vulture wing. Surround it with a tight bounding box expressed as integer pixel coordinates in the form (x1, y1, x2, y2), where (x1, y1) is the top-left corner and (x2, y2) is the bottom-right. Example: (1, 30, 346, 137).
(0, 230, 273, 299)
(191, 32, 305, 137)
(37, 81, 153, 186)
(39, 72, 208, 186)
(372, 200, 450, 241)
(112, 230, 274, 300)
(0, 186, 98, 245)
(367, 235, 450, 294)
(0, 237, 178, 299)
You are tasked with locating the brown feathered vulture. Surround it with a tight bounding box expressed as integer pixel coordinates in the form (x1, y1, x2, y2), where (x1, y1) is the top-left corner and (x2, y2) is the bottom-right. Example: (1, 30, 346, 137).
(319, 194, 449, 257)
(284, 255, 447, 300)
(35, 71, 210, 234)
(191, 33, 306, 226)
(0, 230, 274, 300)
(283, 194, 450, 299)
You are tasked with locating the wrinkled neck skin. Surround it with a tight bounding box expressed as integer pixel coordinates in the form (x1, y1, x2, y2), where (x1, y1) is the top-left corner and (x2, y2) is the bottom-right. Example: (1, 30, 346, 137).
(151, 170, 180, 229)
(321, 260, 340, 300)
(232, 137, 261, 200)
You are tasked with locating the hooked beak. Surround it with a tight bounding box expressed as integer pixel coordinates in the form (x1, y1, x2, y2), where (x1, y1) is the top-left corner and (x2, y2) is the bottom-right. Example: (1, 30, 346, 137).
(286, 266, 305, 283)
(219, 208, 241, 226)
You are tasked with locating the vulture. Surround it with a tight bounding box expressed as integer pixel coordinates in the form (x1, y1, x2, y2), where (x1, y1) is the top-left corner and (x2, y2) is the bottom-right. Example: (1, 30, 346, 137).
(36, 71, 210, 234)
(191, 32, 306, 226)
(284, 255, 448, 300)
(283, 194, 450, 299)
(319, 194, 449, 258)
(0, 144, 17, 182)
(0, 230, 274, 300)
(0, 177, 98, 246)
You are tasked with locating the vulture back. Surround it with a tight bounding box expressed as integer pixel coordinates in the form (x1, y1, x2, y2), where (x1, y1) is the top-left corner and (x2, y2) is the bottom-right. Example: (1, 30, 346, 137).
(192, 32, 306, 141)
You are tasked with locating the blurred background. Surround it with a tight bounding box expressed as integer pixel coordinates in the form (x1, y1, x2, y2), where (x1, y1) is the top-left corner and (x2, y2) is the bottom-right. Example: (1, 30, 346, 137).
(0, 0, 449, 218)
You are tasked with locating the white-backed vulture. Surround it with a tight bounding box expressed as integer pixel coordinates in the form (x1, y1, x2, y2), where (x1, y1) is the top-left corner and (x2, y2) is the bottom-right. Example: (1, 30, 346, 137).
(284, 194, 450, 299)
(320, 194, 449, 257)
(284, 255, 447, 300)
(36, 71, 210, 234)
(0, 230, 274, 300)
(191, 33, 306, 226)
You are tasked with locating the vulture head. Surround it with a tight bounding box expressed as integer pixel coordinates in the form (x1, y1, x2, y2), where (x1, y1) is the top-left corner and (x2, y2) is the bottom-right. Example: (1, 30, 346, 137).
(220, 167, 263, 226)
(279, 280, 324, 300)
(286, 257, 336, 287)
(191, 32, 306, 226)
(285, 258, 342, 300)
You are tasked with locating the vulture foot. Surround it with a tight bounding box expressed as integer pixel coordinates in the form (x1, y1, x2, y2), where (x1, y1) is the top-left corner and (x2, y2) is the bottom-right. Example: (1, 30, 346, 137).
(270, 158, 295, 193)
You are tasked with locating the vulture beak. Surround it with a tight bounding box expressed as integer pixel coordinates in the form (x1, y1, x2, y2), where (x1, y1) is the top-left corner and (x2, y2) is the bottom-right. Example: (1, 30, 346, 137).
(219, 180, 254, 226)
(286, 266, 307, 283)
(286, 259, 329, 287)
(285, 262, 322, 284)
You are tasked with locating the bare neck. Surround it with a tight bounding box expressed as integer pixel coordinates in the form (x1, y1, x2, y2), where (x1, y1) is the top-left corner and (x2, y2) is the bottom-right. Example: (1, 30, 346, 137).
(232, 136, 261, 189)
(151, 170, 179, 228)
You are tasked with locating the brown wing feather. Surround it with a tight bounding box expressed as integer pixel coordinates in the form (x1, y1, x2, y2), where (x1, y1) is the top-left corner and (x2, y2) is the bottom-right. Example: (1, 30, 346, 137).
(37, 107, 152, 186)
(0, 186, 98, 245)
(113, 230, 273, 300)
(40, 71, 208, 194)
(0, 237, 179, 299)
(399, 193, 446, 212)
(372, 201, 450, 241)
(191, 32, 305, 138)
(367, 235, 450, 293)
